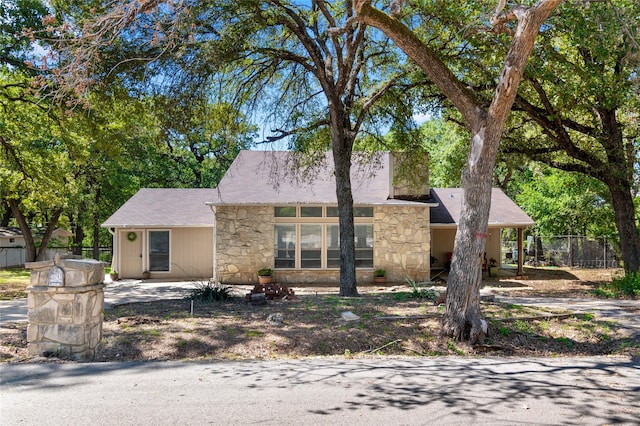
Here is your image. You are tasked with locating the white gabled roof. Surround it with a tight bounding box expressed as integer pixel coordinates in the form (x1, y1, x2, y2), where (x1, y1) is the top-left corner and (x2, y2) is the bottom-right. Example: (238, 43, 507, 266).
(101, 188, 216, 228)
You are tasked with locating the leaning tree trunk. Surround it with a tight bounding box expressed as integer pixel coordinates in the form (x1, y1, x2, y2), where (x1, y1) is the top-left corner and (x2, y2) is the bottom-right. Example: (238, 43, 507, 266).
(8, 199, 37, 262)
(442, 130, 499, 343)
(8, 200, 63, 262)
(355, 0, 563, 340)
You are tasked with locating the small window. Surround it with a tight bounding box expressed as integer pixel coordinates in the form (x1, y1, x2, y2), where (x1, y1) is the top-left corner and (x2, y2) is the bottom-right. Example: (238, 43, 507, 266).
(326, 207, 338, 217)
(275, 207, 296, 217)
(354, 207, 374, 217)
(9, 238, 15, 243)
(300, 206, 322, 217)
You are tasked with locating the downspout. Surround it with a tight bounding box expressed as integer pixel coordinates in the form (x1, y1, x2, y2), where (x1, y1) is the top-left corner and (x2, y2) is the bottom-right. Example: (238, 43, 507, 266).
(209, 205, 217, 282)
(108, 227, 118, 274)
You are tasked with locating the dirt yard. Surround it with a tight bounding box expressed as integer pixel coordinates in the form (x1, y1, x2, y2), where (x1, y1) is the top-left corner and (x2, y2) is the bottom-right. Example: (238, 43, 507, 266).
(1, 267, 637, 363)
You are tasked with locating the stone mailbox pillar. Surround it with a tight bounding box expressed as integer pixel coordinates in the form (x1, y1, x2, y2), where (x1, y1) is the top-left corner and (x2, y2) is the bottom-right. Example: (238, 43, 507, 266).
(25, 255, 106, 360)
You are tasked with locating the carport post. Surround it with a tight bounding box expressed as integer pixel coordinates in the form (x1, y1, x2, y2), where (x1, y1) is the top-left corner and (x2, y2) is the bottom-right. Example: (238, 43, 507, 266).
(517, 227, 524, 276)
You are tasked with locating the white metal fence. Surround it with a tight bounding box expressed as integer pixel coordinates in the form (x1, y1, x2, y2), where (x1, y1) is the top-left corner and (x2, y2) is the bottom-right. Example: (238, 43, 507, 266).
(0, 247, 72, 269)
(501, 235, 620, 269)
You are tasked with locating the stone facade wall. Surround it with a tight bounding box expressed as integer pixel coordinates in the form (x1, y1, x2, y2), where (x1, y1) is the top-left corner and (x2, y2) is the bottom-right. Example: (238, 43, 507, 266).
(25, 257, 105, 360)
(374, 205, 431, 282)
(215, 204, 431, 285)
(215, 206, 274, 283)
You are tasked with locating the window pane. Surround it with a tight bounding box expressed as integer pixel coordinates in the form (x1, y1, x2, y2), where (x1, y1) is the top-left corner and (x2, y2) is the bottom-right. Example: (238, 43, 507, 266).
(326, 224, 340, 268)
(326, 207, 338, 217)
(354, 207, 374, 217)
(300, 206, 322, 217)
(300, 225, 321, 268)
(354, 224, 373, 268)
(275, 206, 296, 217)
(275, 225, 296, 268)
(149, 231, 170, 271)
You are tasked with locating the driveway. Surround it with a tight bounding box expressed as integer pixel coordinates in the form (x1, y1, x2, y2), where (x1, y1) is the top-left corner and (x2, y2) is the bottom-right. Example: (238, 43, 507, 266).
(496, 296, 640, 336)
(0, 279, 199, 325)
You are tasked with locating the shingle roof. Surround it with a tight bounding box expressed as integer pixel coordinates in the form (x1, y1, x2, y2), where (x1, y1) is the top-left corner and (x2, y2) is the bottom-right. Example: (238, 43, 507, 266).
(102, 153, 534, 229)
(207, 150, 430, 206)
(430, 188, 534, 227)
(101, 188, 216, 228)
(0, 227, 22, 238)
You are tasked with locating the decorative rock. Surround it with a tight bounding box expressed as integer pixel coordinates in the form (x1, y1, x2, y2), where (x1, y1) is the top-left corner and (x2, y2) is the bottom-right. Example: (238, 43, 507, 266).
(266, 313, 284, 327)
(250, 293, 268, 305)
(341, 311, 360, 322)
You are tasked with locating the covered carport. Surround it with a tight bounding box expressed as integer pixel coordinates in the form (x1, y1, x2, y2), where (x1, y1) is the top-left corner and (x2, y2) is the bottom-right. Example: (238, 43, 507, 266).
(429, 188, 534, 277)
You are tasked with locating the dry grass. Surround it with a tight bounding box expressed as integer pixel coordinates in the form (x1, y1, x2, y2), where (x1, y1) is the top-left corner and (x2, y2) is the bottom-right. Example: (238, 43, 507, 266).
(1, 267, 638, 363)
(0, 268, 30, 300)
(1, 290, 638, 363)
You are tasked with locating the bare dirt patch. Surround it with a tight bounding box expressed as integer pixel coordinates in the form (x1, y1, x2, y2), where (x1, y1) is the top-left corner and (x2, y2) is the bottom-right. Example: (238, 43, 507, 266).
(486, 267, 623, 298)
(1, 267, 637, 363)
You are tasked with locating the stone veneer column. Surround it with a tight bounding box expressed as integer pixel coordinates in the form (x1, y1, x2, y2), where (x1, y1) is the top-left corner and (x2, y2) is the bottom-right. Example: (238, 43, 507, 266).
(215, 206, 274, 283)
(25, 256, 106, 360)
(374, 205, 431, 282)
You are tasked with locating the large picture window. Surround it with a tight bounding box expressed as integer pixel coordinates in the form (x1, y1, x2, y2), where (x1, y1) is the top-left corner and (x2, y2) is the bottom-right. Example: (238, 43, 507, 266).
(148, 230, 170, 271)
(274, 206, 373, 269)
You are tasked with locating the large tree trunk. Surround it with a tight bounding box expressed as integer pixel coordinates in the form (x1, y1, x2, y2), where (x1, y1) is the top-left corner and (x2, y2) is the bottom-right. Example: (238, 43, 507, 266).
(93, 188, 101, 260)
(607, 179, 640, 272)
(443, 127, 501, 342)
(355, 0, 563, 342)
(331, 118, 358, 297)
(73, 220, 84, 256)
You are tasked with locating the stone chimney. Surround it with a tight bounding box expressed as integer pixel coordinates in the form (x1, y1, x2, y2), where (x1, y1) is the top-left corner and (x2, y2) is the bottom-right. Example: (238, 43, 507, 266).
(390, 151, 430, 199)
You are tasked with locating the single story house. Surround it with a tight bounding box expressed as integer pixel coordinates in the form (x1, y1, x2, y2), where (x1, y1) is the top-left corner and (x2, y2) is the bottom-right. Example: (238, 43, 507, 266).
(103, 150, 533, 283)
(0, 227, 73, 268)
(0, 227, 72, 248)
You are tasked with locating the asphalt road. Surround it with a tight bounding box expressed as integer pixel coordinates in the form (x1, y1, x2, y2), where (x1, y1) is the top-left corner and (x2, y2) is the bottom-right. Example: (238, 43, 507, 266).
(1, 356, 639, 425)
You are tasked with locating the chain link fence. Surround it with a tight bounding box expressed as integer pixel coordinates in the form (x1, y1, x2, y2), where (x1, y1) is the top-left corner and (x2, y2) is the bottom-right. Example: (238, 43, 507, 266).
(501, 235, 620, 269)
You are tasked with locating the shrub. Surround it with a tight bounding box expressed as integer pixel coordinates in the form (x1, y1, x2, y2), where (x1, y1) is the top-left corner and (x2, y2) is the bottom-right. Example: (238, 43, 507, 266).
(407, 279, 438, 301)
(374, 269, 386, 277)
(189, 282, 232, 302)
(611, 272, 640, 297)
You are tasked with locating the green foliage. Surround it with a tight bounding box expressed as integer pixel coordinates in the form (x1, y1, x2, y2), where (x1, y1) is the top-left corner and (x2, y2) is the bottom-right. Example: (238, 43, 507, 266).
(257, 268, 272, 276)
(0, 0, 49, 69)
(188, 282, 233, 303)
(406, 279, 439, 301)
(515, 167, 616, 237)
(417, 118, 468, 187)
(595, 272, 640, 298)
(374, 269, 386, 277)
